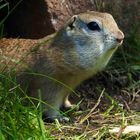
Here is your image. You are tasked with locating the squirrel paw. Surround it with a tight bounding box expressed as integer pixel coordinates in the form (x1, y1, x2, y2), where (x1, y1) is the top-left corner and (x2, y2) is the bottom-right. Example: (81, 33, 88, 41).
(43, 114, 70, 123)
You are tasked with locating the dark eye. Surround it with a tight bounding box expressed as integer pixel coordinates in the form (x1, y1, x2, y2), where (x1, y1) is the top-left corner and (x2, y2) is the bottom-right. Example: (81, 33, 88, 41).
(87, 21, 101, 31)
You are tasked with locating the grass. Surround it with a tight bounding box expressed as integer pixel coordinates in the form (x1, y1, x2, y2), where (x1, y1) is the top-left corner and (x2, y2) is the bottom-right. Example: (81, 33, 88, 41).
(0, 73, 53, 139)
(0, 1, 53, 139)
(124, 24, 140, 71)
(1, 71, 140, 139)
(0, 1, 140, 139)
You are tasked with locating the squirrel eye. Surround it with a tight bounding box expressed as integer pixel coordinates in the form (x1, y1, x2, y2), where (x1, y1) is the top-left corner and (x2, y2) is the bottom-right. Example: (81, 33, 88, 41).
(87, 21, 101, 31)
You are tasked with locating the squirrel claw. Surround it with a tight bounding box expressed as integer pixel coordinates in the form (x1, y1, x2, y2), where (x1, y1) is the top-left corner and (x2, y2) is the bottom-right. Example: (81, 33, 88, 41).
(43, 114, 70, 123)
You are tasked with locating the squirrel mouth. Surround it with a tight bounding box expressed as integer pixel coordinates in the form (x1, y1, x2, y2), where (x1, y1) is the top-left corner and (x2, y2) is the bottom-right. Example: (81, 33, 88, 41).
(117, 40, 123, 45)
(114, 40, 124, 48)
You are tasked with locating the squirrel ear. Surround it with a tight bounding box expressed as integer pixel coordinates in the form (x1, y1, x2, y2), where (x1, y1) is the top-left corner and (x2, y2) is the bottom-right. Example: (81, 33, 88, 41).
(68, 15, 78, 29)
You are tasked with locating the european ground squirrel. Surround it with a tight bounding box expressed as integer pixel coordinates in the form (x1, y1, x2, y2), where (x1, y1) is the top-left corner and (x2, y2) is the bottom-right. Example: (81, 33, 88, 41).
(0, 11, 124, 122)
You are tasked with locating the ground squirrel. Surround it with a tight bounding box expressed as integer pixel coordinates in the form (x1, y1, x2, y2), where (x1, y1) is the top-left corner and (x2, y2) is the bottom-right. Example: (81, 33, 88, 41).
(0, 11, 124, 122)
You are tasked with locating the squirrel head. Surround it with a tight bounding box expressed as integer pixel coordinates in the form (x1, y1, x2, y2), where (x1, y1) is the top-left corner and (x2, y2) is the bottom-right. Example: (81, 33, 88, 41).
(53, 11, 124, 74)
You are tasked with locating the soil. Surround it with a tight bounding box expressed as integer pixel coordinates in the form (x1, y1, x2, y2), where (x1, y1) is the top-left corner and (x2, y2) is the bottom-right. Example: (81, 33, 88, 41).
(45, 65, 140, 138)
(75, 69, 140, 112)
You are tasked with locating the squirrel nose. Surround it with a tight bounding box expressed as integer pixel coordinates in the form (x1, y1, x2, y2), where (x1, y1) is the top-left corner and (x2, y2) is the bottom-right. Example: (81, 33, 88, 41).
(115, 30, 124, 43)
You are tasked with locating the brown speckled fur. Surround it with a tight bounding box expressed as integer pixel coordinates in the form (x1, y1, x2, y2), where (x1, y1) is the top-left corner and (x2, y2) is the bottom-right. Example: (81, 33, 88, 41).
(0, 11, 124, 122)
